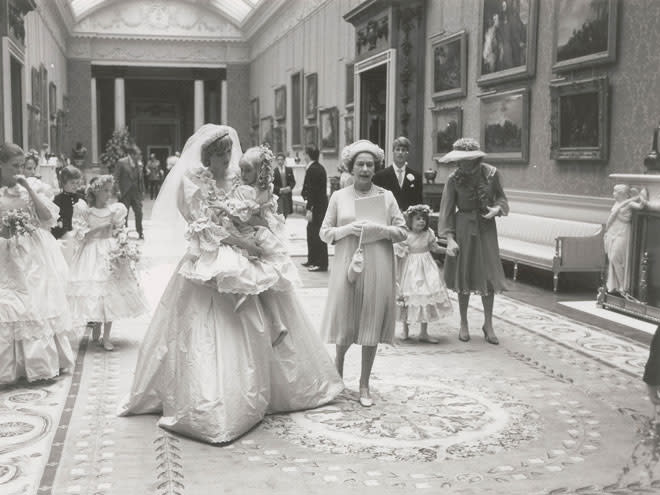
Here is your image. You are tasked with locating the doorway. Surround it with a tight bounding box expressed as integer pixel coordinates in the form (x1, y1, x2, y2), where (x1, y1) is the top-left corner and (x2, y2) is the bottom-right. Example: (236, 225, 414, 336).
(354, 49, 397, 165)
(147, 145, 171, 172)
(359, 65, 387, 150)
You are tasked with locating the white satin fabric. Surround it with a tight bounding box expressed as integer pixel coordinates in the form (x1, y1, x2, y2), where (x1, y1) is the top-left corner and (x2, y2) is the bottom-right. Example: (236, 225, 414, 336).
(119, 124, 343, 443)
(0, 185, 74, 384)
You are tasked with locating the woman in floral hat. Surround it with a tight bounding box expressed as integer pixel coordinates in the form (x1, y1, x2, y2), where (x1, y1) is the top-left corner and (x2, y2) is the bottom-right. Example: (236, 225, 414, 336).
(437, 138, 509, 345)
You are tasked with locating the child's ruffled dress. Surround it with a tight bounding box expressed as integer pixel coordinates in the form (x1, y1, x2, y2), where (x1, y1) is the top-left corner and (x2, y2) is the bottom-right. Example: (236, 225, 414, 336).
(0, 184, 74, 384)
(396, 229, 452, 323)
(67, 200, 148, 321)
(177, 167, 301, 294)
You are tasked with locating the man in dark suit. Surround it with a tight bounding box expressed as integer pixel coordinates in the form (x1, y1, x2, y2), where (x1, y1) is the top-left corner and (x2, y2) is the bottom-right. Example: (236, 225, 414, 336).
(113, 142, 145, 239)
(301, 144, 328, 272)
(373, 136, 423, 212)
(273, 152, 296, 218)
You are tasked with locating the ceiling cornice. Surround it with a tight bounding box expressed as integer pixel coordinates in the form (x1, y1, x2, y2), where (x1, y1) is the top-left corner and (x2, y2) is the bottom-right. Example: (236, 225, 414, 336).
(242, 0, 289, 40)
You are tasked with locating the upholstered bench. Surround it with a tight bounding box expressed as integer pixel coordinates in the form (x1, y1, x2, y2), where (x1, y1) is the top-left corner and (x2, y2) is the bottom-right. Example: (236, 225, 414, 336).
(496, 213, 605, 291)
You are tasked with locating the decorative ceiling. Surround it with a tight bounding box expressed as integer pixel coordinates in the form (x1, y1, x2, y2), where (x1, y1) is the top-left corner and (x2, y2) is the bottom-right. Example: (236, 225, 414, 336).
(65, 0, 267, 27)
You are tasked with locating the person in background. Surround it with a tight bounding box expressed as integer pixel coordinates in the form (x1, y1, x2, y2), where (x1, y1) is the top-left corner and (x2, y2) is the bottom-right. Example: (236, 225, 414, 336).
(320, 139, 406, 407)
(146, 153, 162, 200)
(301, 144, 328, 272)
(437, 138, 508, 345)
(644, 326, 660, 422)
(113, 142, 145, 240)
(373, 136, 423, 213)
(71, 142, 87, 169)
(166, 151, 180, 176)
(273, 152, 296, 218)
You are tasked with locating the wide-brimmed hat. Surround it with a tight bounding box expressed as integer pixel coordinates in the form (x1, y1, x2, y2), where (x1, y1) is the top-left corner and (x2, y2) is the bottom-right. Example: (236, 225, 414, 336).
(341, 139, 385, 169)
(437, 137, 486, 163)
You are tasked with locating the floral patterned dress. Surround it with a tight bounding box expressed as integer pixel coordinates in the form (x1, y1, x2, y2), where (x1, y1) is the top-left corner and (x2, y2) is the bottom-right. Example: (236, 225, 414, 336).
(437, 162, 509, 295)
(67, 200, 148, 322)
(0, 184, 74, 384)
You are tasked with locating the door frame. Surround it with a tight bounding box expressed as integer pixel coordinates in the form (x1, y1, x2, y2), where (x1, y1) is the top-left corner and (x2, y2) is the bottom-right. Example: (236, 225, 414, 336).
(354, 48, 397, 165)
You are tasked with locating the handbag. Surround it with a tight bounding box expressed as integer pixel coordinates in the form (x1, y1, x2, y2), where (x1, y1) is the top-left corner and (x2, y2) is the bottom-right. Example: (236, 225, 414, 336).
(347, 226, 364, 284)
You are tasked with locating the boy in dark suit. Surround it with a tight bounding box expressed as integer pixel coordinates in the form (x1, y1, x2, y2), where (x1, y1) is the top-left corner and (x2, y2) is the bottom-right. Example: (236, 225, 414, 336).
(373, 136, 423, 212)
(273, 152, 296, 218)
(301, 144, 328, 271)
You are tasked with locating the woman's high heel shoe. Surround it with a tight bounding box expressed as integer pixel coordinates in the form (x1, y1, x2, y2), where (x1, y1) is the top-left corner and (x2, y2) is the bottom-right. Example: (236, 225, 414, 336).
(359, 387, 374, 407)
(482, 326, 499, 345)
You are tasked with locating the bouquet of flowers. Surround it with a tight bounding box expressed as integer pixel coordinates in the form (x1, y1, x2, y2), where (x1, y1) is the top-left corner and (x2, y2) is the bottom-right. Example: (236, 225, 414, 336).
(1, 209, 35, 237)
(106, 228, 140, 273)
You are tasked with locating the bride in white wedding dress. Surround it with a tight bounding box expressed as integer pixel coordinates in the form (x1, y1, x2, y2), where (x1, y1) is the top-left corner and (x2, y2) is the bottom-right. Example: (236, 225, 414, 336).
(118, 124, 343, 443)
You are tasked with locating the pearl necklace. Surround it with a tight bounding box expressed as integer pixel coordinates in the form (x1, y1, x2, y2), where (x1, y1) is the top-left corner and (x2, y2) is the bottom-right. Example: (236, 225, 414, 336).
(353, 185, 374, 198)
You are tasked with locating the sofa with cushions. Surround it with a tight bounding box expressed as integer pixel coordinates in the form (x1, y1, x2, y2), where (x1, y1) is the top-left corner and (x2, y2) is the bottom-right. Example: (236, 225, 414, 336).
(495, 212, 606, 291)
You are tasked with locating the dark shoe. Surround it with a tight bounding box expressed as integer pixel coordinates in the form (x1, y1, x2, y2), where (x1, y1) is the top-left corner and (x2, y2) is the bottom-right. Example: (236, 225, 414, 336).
(482, 326, 499, 345)
(308, 266, 327, 272)
(138, 234, 144, 240)
(301, 262, 314, 267)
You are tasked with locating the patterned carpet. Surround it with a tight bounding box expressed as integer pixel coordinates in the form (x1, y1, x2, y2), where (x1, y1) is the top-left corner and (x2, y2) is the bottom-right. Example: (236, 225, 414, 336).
(1, 233, 658, 494)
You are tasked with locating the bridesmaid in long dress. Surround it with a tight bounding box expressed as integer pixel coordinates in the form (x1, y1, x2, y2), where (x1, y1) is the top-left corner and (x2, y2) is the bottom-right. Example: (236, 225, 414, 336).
(119, 125, 342, 443)
(320, 139, 407, 407)
(0, 142, 74, 384)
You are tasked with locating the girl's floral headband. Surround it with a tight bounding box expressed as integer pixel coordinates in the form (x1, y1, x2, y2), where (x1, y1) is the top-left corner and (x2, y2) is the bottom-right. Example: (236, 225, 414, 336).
(88, 174, 114, 193)
(404, 203, 432, 218)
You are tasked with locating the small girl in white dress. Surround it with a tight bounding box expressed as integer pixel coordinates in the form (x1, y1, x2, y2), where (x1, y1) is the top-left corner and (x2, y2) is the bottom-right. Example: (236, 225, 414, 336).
(396, 204, 452, 342)
(0, 142, 74, 384)
(67, 175, 148, 350)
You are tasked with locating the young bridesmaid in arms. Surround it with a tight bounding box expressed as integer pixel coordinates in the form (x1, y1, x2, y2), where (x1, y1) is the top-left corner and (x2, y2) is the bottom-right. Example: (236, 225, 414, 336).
(396, 204, 452, 342)
(67, 175, 148, 350)
(0, 142, 74, 384)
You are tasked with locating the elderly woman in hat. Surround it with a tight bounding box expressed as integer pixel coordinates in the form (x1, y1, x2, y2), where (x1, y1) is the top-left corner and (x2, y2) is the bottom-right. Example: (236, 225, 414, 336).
(320, 139, 407, 407)
(437, 138, 509, 345)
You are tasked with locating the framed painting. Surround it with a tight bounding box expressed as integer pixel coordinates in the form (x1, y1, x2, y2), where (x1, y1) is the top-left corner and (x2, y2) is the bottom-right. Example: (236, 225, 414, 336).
(550, 76, 609, 161)
(319, 107, 339, 154)
(250, 98, 259, 128)
(303, 124, 318, 148)
(305, 73, 318, 120)
(260, 116, 273, 146)
(31, 67, 40, 110)
(274, 85, 286, 121)
(432, 106, 463, 160)
(344, 114, 354, 144)
(291, 71, 303, 146)
(431, 30, 467, 101)
(477, 0, 539, 86)
(480, 88, 530, 163)
(272, 126, 286, 154)
(552, 0, 618, 72)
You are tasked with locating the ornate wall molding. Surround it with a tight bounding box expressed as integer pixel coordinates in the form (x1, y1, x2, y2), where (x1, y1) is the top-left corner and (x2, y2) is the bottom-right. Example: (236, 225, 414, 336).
(72, 0, 243, 41)
(68, 38, 249, 64)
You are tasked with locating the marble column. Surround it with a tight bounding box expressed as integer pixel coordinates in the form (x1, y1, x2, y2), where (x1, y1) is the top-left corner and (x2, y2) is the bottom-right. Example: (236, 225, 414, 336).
(194, 80, 204, 130)
(221, 79, 227, 125)
(91, 77, 98, 164)
(114, 77, 125, 130)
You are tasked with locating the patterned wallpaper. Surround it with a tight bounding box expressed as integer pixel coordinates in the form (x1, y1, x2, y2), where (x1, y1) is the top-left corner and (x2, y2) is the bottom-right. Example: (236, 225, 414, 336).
(426, 0, 660, 197)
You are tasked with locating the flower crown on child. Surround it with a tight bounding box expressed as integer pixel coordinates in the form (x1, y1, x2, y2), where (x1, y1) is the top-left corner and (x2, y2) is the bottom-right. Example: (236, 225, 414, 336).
(85, 175, 114, 204)
(404, 204, 432, 231)
(25, 150, 39, 163)
(255, 144, 275, 191)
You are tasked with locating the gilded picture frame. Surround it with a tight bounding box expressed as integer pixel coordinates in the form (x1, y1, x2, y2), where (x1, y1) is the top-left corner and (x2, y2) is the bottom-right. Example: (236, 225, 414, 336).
(550, 76, 609, 161)
(305, 73, 318, 120)
(480, 88, 530, 163)
(477, 0, 539, 86)
(274, 85, 286, 121)
(431, 30, 467, 102)
(432, 106, 463, 160)
(552, 0, 618, 72)
(319, 107, 339, 154)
